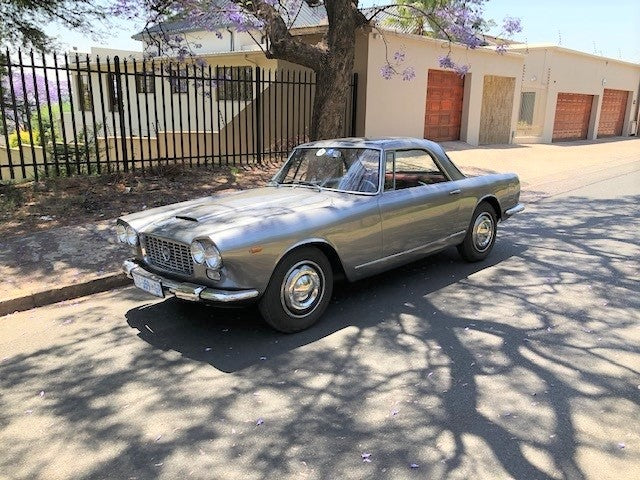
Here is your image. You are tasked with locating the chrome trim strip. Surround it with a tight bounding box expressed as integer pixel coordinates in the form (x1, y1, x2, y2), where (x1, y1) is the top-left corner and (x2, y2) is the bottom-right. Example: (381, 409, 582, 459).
(354, 230, 466, 270)
(122, 259, 259, 303)
(504, 203, 525, 219)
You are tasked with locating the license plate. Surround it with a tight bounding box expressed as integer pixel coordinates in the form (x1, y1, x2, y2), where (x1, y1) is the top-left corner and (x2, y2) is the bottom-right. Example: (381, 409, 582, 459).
(132, 272, 164, 298)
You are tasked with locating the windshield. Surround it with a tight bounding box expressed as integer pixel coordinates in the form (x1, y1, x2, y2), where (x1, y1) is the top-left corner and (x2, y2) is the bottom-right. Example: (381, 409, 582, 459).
(273, 147, 381, 193)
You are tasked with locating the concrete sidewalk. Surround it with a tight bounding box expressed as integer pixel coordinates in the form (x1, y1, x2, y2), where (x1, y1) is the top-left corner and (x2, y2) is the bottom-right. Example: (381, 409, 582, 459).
(0, 220, 131, 316)
(1, 137, 638, 316)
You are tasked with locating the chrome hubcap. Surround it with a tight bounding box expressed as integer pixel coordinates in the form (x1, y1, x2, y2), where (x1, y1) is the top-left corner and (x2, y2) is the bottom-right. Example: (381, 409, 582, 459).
(473, 213, 494, 252)
(281, 261, 324, 317)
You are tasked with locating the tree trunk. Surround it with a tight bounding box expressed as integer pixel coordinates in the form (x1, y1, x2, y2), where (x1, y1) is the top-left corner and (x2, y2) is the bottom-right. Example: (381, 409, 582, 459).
(309, 49, 355, 141)
(255, 0, 364, 141)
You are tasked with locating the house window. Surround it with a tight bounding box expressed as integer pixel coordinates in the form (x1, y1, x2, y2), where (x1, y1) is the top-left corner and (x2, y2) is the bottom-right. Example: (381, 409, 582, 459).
(77, 74, 93, 111)
(217, 66, 253, 101)
(518, 92, 535, 125)
(107, 74, 119, 112)
(170, 68, 188, 94)
(135, 73, 156, 94)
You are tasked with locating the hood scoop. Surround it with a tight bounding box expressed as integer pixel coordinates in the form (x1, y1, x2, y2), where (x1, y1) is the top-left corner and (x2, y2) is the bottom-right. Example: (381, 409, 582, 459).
(175, 215, 199, 222)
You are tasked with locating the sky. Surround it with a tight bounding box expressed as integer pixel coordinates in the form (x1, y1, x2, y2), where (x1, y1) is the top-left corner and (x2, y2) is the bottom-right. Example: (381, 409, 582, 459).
(45, 0, 640, 63)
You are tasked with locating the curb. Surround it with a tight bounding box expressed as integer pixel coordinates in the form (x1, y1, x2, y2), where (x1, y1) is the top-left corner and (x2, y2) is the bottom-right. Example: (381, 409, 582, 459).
(0, 273, 130, 317)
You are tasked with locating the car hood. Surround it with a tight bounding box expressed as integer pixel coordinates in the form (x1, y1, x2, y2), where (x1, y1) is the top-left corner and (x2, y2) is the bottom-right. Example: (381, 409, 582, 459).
(121, 186, 349, 243)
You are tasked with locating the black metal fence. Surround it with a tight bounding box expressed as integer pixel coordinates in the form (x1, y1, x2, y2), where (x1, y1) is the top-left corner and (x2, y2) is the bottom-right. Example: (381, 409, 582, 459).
(0, 49, 358, 181)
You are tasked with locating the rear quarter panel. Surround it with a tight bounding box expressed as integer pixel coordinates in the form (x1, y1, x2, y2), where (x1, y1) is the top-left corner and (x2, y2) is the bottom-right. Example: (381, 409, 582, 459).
(457, 173, 520, 224)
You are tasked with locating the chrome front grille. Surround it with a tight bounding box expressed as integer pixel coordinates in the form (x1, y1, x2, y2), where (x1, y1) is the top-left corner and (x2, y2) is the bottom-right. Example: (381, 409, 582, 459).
(143, 235, 193, 275)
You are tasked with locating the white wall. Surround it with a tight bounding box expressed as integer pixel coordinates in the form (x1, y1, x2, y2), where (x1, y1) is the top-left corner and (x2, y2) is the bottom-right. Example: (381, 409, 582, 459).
(362, 31, 524, 145)
(143, 29, 263, 57)
(66, 54, 279, 140)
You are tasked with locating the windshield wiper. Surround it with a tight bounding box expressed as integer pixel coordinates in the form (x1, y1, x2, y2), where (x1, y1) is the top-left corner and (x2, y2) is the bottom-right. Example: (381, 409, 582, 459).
(279, 180, 322, 191)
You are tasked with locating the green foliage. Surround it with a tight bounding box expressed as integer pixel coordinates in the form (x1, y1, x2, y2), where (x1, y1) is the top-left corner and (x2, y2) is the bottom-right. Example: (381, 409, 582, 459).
(0, 0, 108, 50)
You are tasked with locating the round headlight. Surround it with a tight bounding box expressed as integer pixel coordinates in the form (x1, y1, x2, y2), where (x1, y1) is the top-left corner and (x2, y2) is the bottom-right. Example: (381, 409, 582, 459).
(116, 224, 127, 243)
(190, 241, 205, 264)
(125, 226, 138, 246)
(204, 244, 222, 269)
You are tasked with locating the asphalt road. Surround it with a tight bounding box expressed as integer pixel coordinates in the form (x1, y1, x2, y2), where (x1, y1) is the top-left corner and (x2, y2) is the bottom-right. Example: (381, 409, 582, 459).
(1, 166, 639, 480)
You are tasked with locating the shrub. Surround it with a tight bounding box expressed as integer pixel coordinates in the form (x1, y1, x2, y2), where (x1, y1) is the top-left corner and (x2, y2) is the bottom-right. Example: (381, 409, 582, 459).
(8, 130, 40, 148)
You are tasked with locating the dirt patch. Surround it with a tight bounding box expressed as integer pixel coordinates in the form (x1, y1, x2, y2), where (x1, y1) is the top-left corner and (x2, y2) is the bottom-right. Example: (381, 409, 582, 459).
(0, 162, 282, 239)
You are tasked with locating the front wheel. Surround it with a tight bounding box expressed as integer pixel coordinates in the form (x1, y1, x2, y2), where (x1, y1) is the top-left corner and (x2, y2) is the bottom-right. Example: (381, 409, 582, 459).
(457, 202, 498, 262)
(259, 247, 333, 333)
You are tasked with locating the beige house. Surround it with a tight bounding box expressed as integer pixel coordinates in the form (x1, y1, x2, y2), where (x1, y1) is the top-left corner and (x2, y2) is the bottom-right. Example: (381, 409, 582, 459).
(508, 44, 640, 143)
(64, 18, 640, 150)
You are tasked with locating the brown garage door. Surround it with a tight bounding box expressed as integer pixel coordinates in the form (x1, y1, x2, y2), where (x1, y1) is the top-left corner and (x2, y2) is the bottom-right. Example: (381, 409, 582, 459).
(553, 93, 593, 141)
(598, 89, 628, 137)
(424, 70, 464, 141)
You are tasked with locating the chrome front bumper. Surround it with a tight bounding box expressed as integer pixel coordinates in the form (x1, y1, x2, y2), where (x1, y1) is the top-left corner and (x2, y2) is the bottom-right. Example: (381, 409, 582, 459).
(122, 259, 260, 303)
(503, 203, 525, 219)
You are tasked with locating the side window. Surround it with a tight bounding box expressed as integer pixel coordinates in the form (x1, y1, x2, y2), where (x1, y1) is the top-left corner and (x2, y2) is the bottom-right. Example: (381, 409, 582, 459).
(384, 151, 395, 191)
(389, 149, 449, 190)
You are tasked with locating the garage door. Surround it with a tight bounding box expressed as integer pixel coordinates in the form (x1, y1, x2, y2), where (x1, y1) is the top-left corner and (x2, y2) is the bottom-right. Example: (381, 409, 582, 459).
(424, 70, 464, 141)
(598, 89, 628, 137)
(552, 93, 593, 141)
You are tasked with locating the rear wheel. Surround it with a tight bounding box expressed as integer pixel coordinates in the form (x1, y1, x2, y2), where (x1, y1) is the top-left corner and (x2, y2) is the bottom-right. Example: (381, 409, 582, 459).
(457, 202, 497, 262)
(259, 247, 333, 333)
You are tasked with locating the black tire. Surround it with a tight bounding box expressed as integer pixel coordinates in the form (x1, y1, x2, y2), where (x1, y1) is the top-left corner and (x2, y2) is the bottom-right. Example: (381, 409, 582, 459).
(457, 202, 498, 262)
(259, 247, 333, 333)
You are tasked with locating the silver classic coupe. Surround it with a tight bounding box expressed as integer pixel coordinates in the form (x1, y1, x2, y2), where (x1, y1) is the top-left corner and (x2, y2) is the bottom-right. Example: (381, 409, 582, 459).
(118, 138, 523, 332)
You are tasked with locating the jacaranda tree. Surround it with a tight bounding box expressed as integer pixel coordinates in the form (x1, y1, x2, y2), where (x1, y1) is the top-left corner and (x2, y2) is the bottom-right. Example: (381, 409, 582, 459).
(116, 1, 521, 140)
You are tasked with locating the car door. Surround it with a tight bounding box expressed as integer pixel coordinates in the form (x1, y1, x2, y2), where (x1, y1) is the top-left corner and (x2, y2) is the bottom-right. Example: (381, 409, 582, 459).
(378, 149, 465, 260)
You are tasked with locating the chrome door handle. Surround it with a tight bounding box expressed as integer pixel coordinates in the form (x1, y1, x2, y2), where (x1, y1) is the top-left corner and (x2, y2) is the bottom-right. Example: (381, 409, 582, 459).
(449, 189, 461, 195)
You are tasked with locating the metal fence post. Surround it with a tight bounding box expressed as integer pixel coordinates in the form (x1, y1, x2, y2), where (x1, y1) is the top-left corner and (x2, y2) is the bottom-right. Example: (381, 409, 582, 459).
(113, 56, 129, 172)
(254, 67, 262, 165)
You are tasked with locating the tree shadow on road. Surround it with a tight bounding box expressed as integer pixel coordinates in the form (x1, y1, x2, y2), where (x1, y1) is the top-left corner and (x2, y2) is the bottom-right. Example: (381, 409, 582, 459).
(1, 194, 639, 479)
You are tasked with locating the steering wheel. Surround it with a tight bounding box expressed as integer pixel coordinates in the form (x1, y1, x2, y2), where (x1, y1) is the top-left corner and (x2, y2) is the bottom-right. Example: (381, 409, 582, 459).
(360, 179, 378, 192)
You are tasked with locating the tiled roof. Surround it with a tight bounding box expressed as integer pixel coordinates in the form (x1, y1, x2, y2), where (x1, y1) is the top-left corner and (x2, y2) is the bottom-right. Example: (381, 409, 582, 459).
(133, 0, 329, 39)
(132, 2, 501, 48)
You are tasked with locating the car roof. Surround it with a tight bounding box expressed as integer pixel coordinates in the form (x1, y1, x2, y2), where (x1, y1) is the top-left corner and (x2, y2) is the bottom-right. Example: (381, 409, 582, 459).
(296, 137, 444, 152)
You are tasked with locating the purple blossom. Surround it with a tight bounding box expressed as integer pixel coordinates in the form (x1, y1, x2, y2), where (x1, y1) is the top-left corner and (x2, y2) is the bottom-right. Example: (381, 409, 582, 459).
(402, 67, 416, 81)
(380, 63, 394, 80)
(393, 51, 406, 63)
(496, 44, 508, 54)
(454, 64, 470, 76)
(503, 16, 522, 35)
(438, 55, 455, 69)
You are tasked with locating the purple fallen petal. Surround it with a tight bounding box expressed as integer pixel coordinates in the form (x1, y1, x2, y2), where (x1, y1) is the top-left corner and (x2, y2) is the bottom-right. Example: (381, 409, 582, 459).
(39, 391, 45, 397)
(25, 409, 34, 414)
(260, 356, 267, 360)
(391, 409, 399, 416)
(204, 347, 212, 352)
(155, 435, 162, 442)
(363, 458, 372, 463)
(361, 453, 371, 461)
(256, 418, 264, 426)
(410, 463, 419, 468)
(618, 442, 626, 449)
